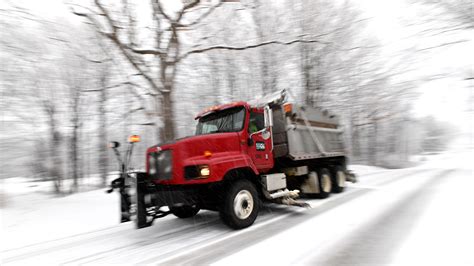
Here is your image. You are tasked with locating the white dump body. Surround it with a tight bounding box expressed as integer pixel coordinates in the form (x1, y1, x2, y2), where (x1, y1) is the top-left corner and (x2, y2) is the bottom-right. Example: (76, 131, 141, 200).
(285, 105, 346, 160)
(250, 90, 347, 161)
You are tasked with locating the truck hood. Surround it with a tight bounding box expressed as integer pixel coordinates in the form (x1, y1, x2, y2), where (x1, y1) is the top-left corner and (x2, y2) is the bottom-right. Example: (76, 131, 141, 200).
(156, 132, 242, 160)
(146, 132, 248, 184)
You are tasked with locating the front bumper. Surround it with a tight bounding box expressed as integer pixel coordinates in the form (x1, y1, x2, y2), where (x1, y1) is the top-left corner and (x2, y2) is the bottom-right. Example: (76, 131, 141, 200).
(139, 173, 222, 209)
(152, 185, 203, 207)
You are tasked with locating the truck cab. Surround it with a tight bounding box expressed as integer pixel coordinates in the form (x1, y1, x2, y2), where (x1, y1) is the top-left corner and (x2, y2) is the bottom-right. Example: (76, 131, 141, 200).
(146, 101, 274, 186)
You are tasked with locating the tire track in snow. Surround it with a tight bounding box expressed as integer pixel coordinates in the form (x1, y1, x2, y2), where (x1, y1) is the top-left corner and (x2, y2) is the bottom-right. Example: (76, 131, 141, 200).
(309, 169, 455, 265)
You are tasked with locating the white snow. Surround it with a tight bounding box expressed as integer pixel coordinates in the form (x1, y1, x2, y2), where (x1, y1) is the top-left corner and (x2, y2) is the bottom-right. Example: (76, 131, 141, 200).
(213, 151, 474, 265)
(2, 153, 472, 264)
(348, 164, 386, 175)
(0, 165, 383, 253)
(391, 168, 474, 266)
(1, 175, 121, 251)
(213, 168, 442, 266)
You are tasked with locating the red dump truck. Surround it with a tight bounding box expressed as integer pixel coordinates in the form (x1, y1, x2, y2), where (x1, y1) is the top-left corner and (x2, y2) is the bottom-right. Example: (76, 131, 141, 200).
(109, 90, 355, 229)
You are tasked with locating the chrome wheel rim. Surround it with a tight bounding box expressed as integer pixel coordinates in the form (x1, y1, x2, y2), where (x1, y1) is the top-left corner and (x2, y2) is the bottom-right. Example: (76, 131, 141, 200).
(321, 174, 332, 193)
(337, 171, 346, 188)
(233, 190, 254, 220)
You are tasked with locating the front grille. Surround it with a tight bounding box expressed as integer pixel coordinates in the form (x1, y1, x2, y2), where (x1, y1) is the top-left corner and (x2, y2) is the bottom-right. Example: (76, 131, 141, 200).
(148, 150, 172, 180)
(184, 165, 200, 180)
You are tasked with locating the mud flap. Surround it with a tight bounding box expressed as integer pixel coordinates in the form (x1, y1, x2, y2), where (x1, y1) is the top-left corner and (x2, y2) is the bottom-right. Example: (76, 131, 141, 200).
(345, 170, 357, 183)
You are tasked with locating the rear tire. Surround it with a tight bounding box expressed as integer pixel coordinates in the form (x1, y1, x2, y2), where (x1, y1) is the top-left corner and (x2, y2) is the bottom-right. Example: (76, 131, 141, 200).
(331, 166, 346, 193)
(220, 180, 259, 229)
(317, 168, 332, 199)
(301, 171, 320, 198)
(170, 205, 200, 218)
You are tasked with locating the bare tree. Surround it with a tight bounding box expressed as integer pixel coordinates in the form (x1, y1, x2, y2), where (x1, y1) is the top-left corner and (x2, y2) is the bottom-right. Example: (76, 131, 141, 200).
(414, 0, 473, 29)
(97, 64, 110, 187)
(248, 0, 279, 94)
(72, 0, 225, 141)
(73, 0, 342, 141)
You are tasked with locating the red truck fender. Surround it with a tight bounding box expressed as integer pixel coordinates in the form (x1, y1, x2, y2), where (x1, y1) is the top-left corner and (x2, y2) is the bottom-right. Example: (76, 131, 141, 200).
(206, 153, 259, 182)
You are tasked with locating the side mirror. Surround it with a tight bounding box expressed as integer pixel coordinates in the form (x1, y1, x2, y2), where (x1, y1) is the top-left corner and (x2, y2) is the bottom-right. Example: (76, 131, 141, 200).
(248, 127, 270, 145)
(261, 128, 271, 140)
(108, 141, 120, 148)
(264, 106, 273, 128)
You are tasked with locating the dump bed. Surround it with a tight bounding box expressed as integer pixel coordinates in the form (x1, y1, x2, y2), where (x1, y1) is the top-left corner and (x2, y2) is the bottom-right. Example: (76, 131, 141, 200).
(249, 90, 347, 161)
(279, 105, 346, 160)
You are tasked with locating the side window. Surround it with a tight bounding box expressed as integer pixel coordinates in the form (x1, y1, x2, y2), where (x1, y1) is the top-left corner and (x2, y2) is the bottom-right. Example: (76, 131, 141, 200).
(248, 111, 265, 133)
(233, 108, 245, 130)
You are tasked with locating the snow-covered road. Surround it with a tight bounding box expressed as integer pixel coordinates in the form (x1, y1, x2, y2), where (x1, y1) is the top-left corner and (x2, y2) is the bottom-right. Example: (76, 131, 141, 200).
(1, 152, 473, 265)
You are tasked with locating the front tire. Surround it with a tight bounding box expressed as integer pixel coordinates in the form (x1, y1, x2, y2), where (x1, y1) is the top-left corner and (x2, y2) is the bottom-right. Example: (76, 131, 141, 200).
(220, 180, 259, 229)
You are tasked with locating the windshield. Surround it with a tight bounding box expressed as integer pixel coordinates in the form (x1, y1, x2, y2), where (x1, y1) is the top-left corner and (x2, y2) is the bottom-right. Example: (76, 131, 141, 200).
(195, 107, 246, 135)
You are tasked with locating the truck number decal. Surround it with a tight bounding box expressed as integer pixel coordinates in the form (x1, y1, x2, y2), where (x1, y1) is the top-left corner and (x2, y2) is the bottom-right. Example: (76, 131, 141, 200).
(256, 142, 266, 151)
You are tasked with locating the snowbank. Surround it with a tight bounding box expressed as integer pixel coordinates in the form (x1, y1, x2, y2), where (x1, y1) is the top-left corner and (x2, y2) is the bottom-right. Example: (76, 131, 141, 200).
(348, 164, 386, 175)
(1, 174, 122, 250)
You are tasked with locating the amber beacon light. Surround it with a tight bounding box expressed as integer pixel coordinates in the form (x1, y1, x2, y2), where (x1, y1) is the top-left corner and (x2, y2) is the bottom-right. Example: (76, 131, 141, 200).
(128, 135, 141, 143)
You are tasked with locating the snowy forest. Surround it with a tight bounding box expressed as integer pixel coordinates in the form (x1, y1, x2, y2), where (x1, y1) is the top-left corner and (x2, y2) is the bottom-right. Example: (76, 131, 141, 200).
(1, 0, 472, 194)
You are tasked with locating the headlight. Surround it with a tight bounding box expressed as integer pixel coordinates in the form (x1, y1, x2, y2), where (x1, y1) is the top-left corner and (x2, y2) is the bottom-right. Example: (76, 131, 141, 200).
(185, 164, 210, 179)
(200, 166, 210, 177)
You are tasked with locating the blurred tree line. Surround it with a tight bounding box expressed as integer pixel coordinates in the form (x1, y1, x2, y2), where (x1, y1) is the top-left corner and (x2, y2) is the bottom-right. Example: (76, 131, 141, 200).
(0, 0, 470, 193)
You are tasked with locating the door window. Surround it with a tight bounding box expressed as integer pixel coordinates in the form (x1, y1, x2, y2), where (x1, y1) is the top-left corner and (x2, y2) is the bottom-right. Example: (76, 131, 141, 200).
(248, 112, 264, 133)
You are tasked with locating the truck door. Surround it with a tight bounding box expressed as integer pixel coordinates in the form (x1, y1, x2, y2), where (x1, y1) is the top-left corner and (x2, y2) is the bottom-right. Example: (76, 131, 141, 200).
(248, 109, 274, 171)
